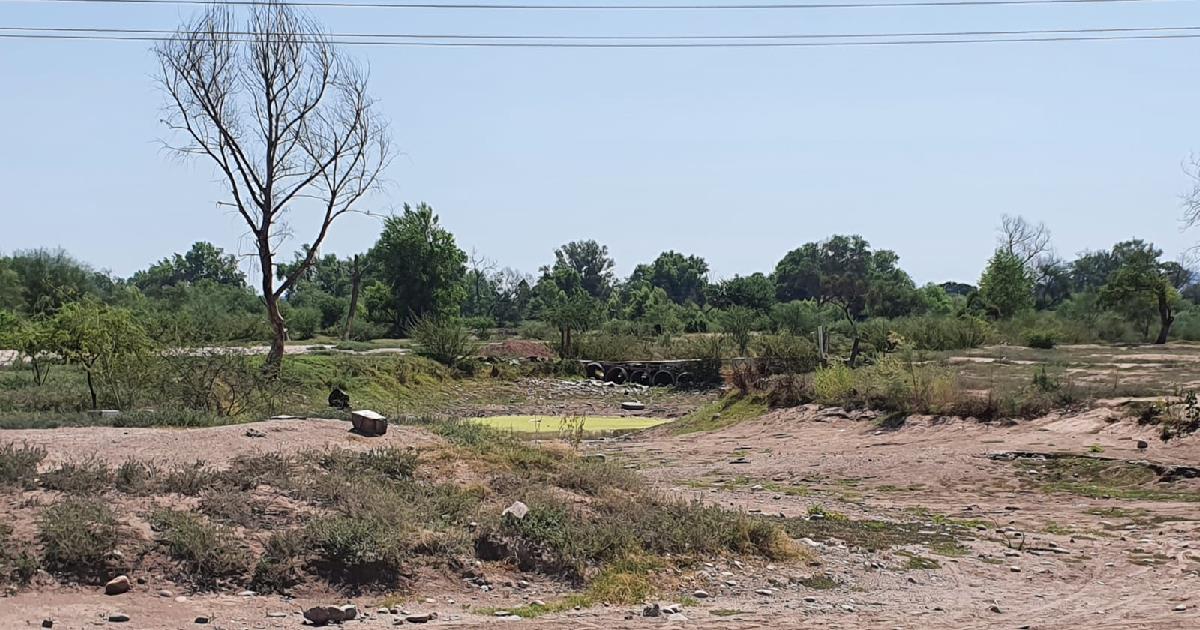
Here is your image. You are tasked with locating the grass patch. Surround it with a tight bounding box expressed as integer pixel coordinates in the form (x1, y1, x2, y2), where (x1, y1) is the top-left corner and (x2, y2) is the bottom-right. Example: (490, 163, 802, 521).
(783, 515, 967, 554)
(471, 415, 668, 436)
(798, 573, 840, 589)
(672, 394, 768, 434)
(896, 550, 941, 570)
(1017, 456, 1200, 502)
(40, 457, 112, 494)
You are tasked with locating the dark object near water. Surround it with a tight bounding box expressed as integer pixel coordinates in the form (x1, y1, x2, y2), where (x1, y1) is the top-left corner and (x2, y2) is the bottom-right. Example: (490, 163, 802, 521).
(328, 388, 350, 410)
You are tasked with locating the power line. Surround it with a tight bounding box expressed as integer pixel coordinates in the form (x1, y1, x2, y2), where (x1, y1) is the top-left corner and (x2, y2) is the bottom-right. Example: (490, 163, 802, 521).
(4, 24, 1200, 40)
(2, 29, 1199, 45)
(0, 0, 1188, 11)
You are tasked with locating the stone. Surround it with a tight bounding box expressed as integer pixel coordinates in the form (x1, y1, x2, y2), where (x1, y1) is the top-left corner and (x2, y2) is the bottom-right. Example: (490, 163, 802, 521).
(244, 428, 266, 438)
(406, 612, 437, 623)
(620, 401, 645, 411)
(108, 613, 131, 623)
(41, 621, 52, 629)
(194, 616, 210, 624)
(1010, 566, 1022, 573)
(503, 501, 530, 520)
(1137, 440, 1149, 450)
(351, 409, 388, 436)
(660, 604, 682, 615)
(494, 611, 512, 617)
(157, 590, 172, 597)
(730, 457, 750, 465)
(667, 613, 689, 622)
(1175, 604, 1187, 612)
(755, 589, 774, 596)
(303, 605, 358, 626)
(692, 590, 709, 599)
(104, 575, 132, 596)
(266, 612, 287, 618)
(989, 605, 1003, 614)
(643, 603, 661, 618)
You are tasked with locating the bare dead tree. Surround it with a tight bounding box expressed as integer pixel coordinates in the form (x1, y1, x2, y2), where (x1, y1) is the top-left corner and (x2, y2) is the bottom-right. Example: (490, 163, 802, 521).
(1184, 155, 1200, 232)
(155, 1, 390, 373)
(998, 214, 1053, 270)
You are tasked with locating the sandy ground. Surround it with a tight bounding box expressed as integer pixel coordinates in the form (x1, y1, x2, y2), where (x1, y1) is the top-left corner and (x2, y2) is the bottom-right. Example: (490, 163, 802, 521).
(2, 407, 1199, 629)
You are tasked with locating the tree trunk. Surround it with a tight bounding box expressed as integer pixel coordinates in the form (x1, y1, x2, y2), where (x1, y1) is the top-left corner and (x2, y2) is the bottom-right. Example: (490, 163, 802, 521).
(343, 255, 362, 341)
(85, 368, 98, 410)
(840, 305, 862, 368)
(1155, 290, 1174, 345)
(261, 238, 286, 375)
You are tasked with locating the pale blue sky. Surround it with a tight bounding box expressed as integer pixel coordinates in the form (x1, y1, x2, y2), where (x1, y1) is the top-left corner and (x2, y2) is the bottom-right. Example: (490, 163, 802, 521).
(2, 1, 1199, 285)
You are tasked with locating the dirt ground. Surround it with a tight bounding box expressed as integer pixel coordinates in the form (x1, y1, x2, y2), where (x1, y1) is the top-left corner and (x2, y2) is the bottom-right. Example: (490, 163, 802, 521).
(3, 400, 1199, 628)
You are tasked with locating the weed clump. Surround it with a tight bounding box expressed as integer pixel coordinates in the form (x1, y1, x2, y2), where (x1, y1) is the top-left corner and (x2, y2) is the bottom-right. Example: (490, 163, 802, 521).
(38, 498, 123, 583)
(0, 442, 45, 487)
(151, 509, 249, 589)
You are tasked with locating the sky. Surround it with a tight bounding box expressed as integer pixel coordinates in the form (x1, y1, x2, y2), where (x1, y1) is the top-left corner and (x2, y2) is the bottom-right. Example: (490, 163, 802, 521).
(2, 0, 1200, 286)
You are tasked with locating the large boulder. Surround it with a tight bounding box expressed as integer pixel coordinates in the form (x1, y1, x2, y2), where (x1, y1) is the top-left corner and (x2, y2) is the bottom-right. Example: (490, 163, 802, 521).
(350, 410, 387, 436)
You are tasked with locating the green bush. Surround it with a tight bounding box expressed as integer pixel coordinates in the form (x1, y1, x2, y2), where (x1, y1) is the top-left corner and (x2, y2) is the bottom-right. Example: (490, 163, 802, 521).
(39, 498, 123, 583)
(1025, 330, 1058, 349)
(0, 442, 45, 487)
(306, 515, 408, 586)
(40, 457, 112, 494)
(252, 529, 308, 593)
(283, 306, 322, 340)
(409, 315, 476, 366)
(752, 333, 821, 373)
(151, 509, 249, 589)
(0, 520, 40, 585)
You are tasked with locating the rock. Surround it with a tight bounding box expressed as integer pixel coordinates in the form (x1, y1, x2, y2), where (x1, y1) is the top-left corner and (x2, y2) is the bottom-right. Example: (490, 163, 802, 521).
(692, 590, 709, 599)
(1009, 566, 1022, 573)
(730, 457, 750, 465)
(237, 590, 256, 596)
(41, 621, 52, 629)
(378, 608, 390, 615)
(989, 605, 1003, 614)
(266, 612, 287, 618)
(667, 613, 689, 622)
(502, 501, 529, 520)
(1137, 440, 1149, 450)
(108, 613, 131, 623)
(1175, 604, 1187, 612)
(157, 590, 172, 597)
(643, 604, 661, 618)
(755, 589, 774, 596)
(303, 605, 358, 625)
(104, 575, 132, 596)
(406, 612, 437, 623)
(194, 616, 210, 624)
(174, 596, 188, 603)
(350, 409, 388, 436)
(620, 401, 645, 411)
(244, 428, 266, 438)
(494, 610, 512, 617)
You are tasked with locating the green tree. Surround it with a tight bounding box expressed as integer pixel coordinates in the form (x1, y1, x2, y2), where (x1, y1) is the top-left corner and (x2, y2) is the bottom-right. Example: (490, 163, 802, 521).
(773, 235, 915, 365)
(51, 301, 152, 409)
(4, 249, 112, 316)
(530, 262, 604, 356)
(0, 259, 22, 310)
(132, 242, 245, 297)
(977, 249, 1034, 319)
(719, 306, 756, 356)
(546, 240, 615, 300)
(629, 251, 709, 305)
(369, 204, 468, 335)
(708, 273, 776, 312)
(1099, 240, 1179, 344)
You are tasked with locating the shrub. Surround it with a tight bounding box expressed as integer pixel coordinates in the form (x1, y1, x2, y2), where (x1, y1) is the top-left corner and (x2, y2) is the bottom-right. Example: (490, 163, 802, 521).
(251, 529, 308, 593)
(554, 458, 641, 496)
(752, 333, 821, 374)
(151, 509, 249, 589)
(409, 315, 475, 367)
(284, 306, 322, 340)
(1025, 330, 1058, 349)
(39, 498, 123, 583)
(306, 515, 408, 586)
(813, 364, 856, 403)
(0, 442, 45, 487)
(40, 457, 112, 494)
(315, 447, 418, 481)
(0, 521, 40, 585)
